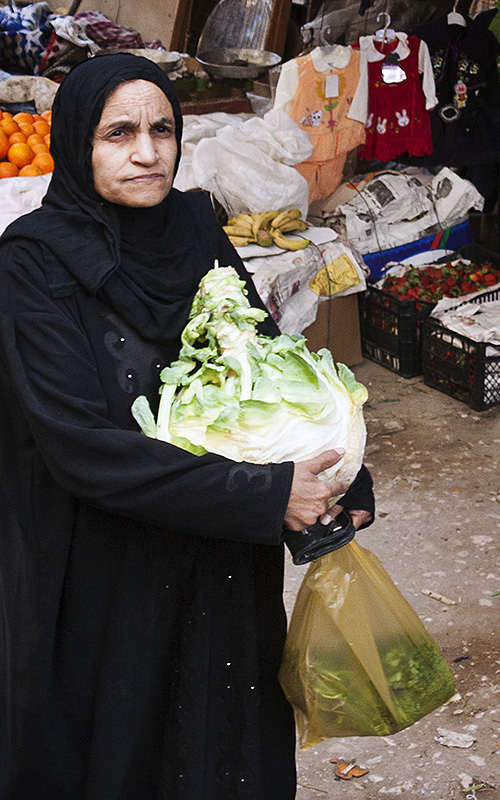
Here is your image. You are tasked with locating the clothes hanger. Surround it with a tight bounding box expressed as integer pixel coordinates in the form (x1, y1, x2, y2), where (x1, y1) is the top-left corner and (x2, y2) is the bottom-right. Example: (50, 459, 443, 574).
(374, 11, 406, 84)
(447, 0, 466, 27)
(374, 12, 397, 45)
(317, 25, 338, 55)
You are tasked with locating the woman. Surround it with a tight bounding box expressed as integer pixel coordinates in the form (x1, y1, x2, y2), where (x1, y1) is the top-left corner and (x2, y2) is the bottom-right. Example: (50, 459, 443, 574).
(0, 54, 374, 800)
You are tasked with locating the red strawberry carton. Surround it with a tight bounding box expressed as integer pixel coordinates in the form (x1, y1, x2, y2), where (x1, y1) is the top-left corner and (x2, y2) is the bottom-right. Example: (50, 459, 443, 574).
(360, 244, 500, 378)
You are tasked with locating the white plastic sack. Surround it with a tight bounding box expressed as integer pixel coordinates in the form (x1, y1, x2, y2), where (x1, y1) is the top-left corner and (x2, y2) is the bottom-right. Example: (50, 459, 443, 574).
(181, 112, 252, 146)
(0, 174, 51, 237)
(190, 109, 313, 218)
(173, 141, 197, 193)
(175, 112, 253, 193)
(223, 109, 313, 165)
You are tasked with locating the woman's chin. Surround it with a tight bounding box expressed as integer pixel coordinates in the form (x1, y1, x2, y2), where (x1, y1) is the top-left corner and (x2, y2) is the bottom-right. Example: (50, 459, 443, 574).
(99, 179, 173, 208)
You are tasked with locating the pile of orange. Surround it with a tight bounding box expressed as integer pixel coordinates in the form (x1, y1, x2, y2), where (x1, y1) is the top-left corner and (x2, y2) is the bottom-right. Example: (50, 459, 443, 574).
(0, 109, 53, 178)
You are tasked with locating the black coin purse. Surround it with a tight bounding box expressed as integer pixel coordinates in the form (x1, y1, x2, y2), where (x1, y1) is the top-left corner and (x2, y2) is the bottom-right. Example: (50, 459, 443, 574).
(284, 509, 355, 566)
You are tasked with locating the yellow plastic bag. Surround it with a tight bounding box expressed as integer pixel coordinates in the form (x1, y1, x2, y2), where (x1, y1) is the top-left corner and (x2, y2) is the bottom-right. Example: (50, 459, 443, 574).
(309, 254, 361, 296)
(279, 541, 456, 750)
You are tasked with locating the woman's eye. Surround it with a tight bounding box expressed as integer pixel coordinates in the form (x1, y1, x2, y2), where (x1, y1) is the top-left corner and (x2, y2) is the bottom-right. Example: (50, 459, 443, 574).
(153, 124, 172, 135)
(109, 128, 126, 139)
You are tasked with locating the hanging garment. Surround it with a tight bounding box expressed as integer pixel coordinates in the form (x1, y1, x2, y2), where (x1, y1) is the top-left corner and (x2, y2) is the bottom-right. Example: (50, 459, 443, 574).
(274, 45, 368, 202)
(469, 0, 497, 18)
(357, 32, 437, 162)
(411, 14, 500, 166)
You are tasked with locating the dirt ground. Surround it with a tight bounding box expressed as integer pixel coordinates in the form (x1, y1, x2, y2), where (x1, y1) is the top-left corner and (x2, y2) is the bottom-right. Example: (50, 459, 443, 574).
(284, 358, 500, 800)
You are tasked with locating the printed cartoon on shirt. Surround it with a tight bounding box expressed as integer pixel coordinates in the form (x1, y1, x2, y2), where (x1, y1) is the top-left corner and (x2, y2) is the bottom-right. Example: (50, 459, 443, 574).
(299, 73, 347, 131)
(300, 108, 323, 126)
(431, 48, 481, 110)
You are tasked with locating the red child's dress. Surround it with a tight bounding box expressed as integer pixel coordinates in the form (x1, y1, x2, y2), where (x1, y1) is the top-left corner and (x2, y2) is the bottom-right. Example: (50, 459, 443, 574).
(358, 33, 437, 161)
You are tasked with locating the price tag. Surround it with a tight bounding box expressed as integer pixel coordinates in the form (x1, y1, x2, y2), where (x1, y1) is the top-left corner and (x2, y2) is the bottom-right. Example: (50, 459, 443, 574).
(382, 64, 407, 84)
(381, 52, 407, 84)
(325, 73, 339, 98)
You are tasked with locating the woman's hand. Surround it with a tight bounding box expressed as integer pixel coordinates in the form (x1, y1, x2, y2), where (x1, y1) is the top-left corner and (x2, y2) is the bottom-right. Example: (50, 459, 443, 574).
(284, 450, 349, 531)
(321, 503, 373, 530)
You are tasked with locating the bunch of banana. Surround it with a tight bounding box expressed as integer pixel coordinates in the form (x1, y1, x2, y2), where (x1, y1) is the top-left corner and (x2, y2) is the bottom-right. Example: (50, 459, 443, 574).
(269, 209, 309, 251)
(223, 209, 309, 251)
(222, 214, 256, 247)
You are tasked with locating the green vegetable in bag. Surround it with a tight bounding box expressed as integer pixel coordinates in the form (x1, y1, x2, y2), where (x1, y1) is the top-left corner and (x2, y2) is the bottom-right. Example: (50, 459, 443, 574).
(279, 541, 456, 749)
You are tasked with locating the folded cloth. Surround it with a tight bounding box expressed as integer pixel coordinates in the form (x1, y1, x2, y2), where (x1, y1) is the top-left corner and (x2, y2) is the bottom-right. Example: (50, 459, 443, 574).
(74, 10, 144, 50)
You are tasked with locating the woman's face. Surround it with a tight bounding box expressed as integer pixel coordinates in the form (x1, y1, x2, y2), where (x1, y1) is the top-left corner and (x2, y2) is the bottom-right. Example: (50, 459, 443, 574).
(91, 79, 178, 207)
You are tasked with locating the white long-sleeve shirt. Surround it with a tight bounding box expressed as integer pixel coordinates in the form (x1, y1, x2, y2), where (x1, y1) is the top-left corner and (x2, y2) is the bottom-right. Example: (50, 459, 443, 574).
(273, 45, 369, 124)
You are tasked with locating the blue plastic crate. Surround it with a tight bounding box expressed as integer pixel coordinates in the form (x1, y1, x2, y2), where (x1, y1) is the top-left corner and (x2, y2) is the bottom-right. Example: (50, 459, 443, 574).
(362, 219, 474, 282)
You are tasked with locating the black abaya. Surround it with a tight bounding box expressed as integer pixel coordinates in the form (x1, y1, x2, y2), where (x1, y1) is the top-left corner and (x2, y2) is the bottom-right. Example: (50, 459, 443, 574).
(0, 54, 374, 800)
(0, 190, 298, 800)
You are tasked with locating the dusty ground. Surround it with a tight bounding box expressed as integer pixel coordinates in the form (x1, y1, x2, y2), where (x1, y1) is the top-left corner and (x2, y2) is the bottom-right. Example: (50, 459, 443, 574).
(284, 358, 500, 800)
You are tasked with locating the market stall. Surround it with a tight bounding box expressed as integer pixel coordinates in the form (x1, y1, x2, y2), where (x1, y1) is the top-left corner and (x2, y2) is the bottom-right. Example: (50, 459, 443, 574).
(1, 0, 500, 406)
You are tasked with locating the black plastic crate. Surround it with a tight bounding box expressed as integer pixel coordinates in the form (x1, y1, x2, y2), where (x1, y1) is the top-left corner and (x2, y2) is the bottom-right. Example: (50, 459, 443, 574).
(423, 287, 500, 411)
(359, 287, 435, 378)
(448, 242, 500, 271)
(360, 243, 500, 379)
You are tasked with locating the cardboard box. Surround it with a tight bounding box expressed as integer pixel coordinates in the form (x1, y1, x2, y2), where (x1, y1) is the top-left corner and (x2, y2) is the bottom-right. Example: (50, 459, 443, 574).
(302, 293, 363, 367)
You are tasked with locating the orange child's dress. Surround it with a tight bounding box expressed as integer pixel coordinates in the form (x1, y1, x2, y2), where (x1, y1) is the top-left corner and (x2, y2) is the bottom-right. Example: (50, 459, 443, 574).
(274, 45, 368, 202)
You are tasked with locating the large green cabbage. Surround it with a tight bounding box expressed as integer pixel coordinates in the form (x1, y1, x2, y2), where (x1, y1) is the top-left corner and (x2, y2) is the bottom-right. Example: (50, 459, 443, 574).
(132, 264, 367, 495)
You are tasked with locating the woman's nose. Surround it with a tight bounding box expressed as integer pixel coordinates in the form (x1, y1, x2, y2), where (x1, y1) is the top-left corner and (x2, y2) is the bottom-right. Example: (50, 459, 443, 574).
(131, 133, 158, 165)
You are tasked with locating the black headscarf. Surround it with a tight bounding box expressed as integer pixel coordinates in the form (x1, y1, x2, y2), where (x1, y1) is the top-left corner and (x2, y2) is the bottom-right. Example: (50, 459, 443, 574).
(1, 53, 223, 344)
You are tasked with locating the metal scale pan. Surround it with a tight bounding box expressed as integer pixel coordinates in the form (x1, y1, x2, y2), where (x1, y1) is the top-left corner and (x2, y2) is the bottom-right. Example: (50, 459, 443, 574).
(195, 0, 281, 80)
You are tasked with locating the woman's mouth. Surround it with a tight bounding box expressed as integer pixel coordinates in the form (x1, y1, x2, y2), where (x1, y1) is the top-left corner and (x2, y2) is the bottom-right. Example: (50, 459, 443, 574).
(126, 173, 165, 183)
